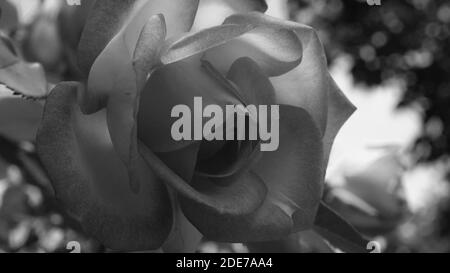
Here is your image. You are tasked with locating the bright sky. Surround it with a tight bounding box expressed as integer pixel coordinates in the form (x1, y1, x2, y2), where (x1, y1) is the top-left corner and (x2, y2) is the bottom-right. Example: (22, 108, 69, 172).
(328, 56, 448, 212)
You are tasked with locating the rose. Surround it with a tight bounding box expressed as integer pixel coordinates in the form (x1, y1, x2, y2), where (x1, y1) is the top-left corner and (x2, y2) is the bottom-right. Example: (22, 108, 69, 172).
(34, 0, 355, 251)
(326, 148, 409, 235)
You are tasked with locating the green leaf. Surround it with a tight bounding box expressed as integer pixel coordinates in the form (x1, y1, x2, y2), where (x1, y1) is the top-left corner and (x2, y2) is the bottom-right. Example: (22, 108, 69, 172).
(313, 202, 370, 253)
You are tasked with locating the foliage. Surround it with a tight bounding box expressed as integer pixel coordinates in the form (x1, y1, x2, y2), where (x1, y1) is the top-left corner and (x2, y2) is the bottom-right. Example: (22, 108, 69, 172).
(290, 0, 450, 163)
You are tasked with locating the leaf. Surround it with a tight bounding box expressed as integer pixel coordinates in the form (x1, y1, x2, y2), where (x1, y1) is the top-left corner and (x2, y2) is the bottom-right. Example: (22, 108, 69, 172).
(313, 202, 370, 253)
(0, 35, 49, 100)
(0, 62, 49, 100)
(36, 83, 173, 251)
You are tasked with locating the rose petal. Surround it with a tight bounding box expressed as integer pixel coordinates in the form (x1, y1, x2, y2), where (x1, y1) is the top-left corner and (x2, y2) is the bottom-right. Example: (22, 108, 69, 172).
(191, 57, 275, 178)
(37, 83, 172, 251)
(82, 10, 169, 178)
(82, 13, 166, 180)
(107, 15, 167, 181)
(156, 143, 201, 182)
(162, 195, 203, 253)
(225, 12, 354, 140)
(253, 105, 324, 232)
(181, 174, 294, 242)
(112, 14, 168, 176)
(133, 14, 167, 90)
(78, 0, 199, 76)
(193, 0, 267, 30)
(323, 76, 356, 166)
(142, 105, 323, 242)
(138, 57, 242, 153)
(226, 57, 276, 105)
(77, 0, 137, 76)
(83, 11, 166, 112)
(139, 143, 284, 242)
(204, 25, 303, 77)
(119, 0, 199, 50)
(161, 24, 255, 65)
(212, 61, 324, 228)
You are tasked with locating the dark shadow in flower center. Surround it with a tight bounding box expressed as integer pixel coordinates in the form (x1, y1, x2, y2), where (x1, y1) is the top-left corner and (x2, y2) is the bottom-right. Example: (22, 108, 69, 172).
(195, 114, 261, 179)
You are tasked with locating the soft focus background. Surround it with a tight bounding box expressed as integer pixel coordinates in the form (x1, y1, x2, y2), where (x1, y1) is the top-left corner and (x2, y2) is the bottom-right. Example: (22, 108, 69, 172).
(0, 0, 449, 253)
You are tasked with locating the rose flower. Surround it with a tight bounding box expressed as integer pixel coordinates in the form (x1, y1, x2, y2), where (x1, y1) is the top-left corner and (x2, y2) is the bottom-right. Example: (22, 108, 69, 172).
(32, 0, 356, 251)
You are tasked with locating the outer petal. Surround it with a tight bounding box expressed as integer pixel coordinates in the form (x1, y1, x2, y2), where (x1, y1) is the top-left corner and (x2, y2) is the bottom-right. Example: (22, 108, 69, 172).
(253, 105, 324, 232)
(139, 143, 277, 242)
(203, 26, 303, 77)
(227, 60, 324, 232)
(83, 14, 166, 188)
(77, 0, 137, 76)
(162, 21, 302, 78)
(78, 0, 199, 76)
(36, 83, 172, 251)
(83, 11, 167, 113)
(323, 76, 356, 166)
(224, 12, 356, 150)
(181, 172, 293, 242)
(161, 24, 255, 65)
(122, 0, 199, 40)
(193, 0, 267, 30)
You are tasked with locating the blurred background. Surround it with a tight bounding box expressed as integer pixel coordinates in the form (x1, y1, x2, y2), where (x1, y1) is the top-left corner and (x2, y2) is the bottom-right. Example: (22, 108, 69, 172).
(0, 0, 449, 253)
